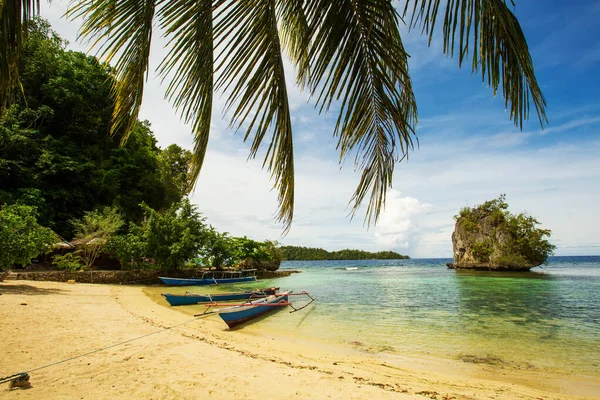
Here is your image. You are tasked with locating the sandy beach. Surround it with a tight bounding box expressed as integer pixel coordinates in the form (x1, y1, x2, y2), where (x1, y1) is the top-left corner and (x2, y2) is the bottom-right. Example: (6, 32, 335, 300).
(1, 280, 598, 399)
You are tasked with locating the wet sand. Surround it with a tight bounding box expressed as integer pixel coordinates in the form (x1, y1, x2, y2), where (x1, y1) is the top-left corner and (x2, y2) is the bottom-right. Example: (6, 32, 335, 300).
(1, 280, 598, 399)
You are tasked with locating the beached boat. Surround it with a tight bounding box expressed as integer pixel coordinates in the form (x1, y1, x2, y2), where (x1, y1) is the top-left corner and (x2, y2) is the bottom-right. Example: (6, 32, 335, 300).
(217, 292, 290, 328)
(159, 269, 258, 286)
(162, 287, 279, 306)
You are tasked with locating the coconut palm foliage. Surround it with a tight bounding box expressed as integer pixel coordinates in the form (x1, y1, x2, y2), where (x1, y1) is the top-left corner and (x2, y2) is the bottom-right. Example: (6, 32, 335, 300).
(1, 0, 547, 232)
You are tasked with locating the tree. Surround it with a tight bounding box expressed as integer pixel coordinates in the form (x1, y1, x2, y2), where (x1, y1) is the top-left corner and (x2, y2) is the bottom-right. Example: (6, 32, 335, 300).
(232, 237, 272, 263)
(0, 204, 58, 270)
(71, 206, 124, 270)
(0, 20, 191, 238)
(141, 198, 208, 270)
(157, 144, 193, 205)
(105, 225, 150, 270)
(278, 245, 408, 260)
(201, 229, 239, 270)
(2, 2, 547, 231)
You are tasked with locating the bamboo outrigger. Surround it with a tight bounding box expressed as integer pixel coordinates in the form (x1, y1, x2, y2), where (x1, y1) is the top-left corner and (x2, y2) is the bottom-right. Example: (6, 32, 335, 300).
(194, 291, 316, 328)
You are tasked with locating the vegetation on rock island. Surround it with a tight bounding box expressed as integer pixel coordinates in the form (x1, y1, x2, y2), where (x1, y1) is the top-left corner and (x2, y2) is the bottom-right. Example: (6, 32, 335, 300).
(452, 195, 556, 271)
(280, 246, 409, 261)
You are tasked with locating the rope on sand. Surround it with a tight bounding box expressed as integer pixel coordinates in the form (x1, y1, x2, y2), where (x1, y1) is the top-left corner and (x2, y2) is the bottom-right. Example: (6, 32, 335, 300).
(0, 315, 202, 387)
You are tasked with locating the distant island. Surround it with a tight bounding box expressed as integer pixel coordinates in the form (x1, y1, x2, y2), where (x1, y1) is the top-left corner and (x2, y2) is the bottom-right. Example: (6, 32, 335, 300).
(279, 246, 409, 261)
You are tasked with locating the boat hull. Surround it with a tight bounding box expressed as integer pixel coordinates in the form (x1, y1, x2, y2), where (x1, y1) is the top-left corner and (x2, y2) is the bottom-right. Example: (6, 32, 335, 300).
(218, 293, 289, 328)
(162, 288, 278, 306)
(159, 276, 257, 286)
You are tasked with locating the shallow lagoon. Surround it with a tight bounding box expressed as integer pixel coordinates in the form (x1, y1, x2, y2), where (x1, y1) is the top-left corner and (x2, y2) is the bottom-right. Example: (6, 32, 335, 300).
(152, 256, 600, 375)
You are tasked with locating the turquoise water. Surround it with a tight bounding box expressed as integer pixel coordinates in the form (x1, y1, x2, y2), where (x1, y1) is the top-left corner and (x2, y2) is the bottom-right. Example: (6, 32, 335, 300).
(244, 256, 600, 374)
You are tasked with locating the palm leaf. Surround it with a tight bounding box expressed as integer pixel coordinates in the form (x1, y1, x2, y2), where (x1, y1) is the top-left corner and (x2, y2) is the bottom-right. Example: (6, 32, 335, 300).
(403, 0, 547, 129)
(214, 0, 295, 232)
(157, 0, 213, 191)
(304, 0, 417, 226)
(0, 0, 40, 110)
(68, 0, 156, 142)
(277, 0, 311, 87)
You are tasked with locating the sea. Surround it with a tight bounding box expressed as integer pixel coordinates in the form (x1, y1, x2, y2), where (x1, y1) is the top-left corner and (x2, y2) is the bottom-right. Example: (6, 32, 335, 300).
(248, 256, 599, 375)
(154, 256, 600, 375)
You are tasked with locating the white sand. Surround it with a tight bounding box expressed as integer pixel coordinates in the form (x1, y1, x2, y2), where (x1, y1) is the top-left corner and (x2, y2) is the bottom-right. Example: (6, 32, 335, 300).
(1, 280, 598, 399)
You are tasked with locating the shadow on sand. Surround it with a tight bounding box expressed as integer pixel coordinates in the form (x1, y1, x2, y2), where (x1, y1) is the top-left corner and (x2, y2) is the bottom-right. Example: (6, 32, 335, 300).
(0, 284, 66, 296)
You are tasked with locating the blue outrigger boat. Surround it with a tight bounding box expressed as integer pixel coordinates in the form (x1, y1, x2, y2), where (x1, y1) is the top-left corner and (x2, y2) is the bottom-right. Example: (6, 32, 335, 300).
(195, 291, 316, 329)
(217, 292, 291, 328)
(159, 269, 258, 286)
(162, 287, 279, 306)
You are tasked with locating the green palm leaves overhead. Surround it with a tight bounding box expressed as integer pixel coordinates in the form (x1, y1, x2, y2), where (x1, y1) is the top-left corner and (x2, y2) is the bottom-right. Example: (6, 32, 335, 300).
(0, 0, 547, 232)
(403, 0, 547, 129)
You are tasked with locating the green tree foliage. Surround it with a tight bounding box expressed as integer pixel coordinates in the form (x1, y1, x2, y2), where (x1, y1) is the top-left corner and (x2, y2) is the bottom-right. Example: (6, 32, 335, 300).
(142, 199, 208, 270)
(279, 246, 409, 261)
(0, 204, 58, 269)
(105, 225, 151, 270)
(262, 240, 283, 265)
(232, 237, 273, 263)
(200, 229, 239, 270)
(454, 195, 556, 268)
(0, 19, 191, 238)
(109, 199, 207, 270)
(71, 206, 124, 270)
(52, 252, 84, 271)
(158, 144, 193, 201)
(107, 201, 281, 271)
(198, 236, 283, 270)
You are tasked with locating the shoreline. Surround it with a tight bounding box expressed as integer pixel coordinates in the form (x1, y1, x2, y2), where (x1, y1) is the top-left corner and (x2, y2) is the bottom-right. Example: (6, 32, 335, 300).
(7, 269, 299, 285)
(1, 280, 598, 399)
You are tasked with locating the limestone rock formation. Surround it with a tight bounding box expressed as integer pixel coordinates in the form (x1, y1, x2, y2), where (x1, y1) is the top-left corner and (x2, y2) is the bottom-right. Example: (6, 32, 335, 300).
(451, 196, 555, 271)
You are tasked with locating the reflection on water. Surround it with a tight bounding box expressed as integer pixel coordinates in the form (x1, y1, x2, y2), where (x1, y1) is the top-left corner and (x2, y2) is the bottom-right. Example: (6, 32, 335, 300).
(149, 256, 600, 374)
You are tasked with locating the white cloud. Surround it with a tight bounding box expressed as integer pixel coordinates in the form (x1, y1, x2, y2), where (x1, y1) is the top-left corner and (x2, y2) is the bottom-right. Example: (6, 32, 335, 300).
(374, 191, 431, 249)
(539, 116, 600, 136)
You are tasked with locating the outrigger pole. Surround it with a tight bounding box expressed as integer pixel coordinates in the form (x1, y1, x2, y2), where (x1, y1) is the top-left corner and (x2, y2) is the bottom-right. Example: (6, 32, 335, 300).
(288, 292, 316, 313)
(193, 291, 316, 316)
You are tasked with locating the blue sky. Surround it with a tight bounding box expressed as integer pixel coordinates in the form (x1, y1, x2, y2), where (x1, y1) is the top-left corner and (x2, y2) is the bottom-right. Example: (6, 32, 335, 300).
(41, 1, 600, 257)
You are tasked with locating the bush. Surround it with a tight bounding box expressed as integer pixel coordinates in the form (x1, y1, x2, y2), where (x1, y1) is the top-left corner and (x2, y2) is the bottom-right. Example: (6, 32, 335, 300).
(71, 207, 124, 270)
(471, 240, 493, 262)
(0, 204, 58, 269)
(52, 253, 84, 271)
(105, 229, 152, 270)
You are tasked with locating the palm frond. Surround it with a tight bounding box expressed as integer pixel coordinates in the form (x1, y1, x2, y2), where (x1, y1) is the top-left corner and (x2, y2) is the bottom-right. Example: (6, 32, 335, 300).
(157, 0, 213, 191)
(304, 0, 417, 226)
(277, 0, 311, 87)
(403, 0, 547, 129)
(214, 0, 295, 232)
(68, 0, 155, 141)
(0, 0, 40, 110)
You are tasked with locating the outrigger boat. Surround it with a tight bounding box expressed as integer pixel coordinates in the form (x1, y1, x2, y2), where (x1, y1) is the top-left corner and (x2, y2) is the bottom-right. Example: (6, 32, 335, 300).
(162, 287, 279, 306)
(195, 291, 316, 329)
(159, 269, 258, 286)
